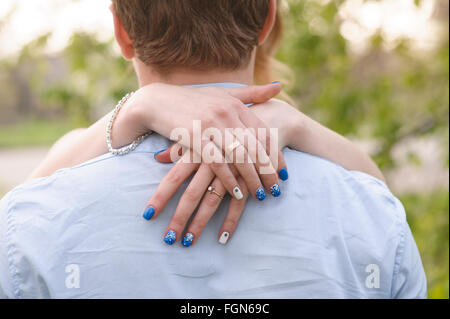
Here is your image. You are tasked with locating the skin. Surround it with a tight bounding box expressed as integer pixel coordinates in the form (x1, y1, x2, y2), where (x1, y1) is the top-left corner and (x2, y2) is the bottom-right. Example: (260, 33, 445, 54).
(30, 0, 384, 247)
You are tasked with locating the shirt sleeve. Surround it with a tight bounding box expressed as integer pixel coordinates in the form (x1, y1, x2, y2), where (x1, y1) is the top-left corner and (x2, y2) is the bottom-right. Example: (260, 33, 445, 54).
(349, 171, 427, 299)
(0, 191, 16, 298)
(391, 199, 427, 299)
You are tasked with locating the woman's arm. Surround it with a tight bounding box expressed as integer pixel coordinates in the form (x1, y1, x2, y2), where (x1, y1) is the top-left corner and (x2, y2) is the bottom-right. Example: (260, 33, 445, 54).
(29, 82, 283, 181)
(250, 99, 385, 181)
(30, 83, 383, 182)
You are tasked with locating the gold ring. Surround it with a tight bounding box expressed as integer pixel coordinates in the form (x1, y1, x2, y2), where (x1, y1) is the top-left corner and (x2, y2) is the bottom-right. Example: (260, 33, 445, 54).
(226, 141, 242, 155)
(207, 186, 224, 200)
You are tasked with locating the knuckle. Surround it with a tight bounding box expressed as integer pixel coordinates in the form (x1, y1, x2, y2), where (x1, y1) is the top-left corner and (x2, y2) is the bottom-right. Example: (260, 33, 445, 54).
(214, 105, 231, 118)
(209, 161, 224, 171)
(204, 194, 221, 208)
(183, 187, 202, 202)
(203, 115, 215, 128)
(249, 86, 258, 99)
(165, 170, 184, 185)
(230, 99, 245, 112)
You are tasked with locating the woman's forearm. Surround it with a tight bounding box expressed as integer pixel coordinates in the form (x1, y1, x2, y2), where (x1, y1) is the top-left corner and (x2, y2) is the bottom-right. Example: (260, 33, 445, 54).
(28, 103, 144, 179)
(29, 87, 384, 182)
(292, 112, 385, 181)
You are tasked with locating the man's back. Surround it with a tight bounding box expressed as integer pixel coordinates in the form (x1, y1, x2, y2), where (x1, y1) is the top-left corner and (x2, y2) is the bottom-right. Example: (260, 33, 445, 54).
(0, 134, 426, 298)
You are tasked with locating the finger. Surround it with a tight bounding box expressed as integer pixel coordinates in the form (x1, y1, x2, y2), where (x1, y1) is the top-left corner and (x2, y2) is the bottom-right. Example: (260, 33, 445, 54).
(218, 176, 249, 245)
(277, 150, 289, 181)
(201, 138, 244, 201)
(225, 82, 282, 105)
(182, 177, 227, 247)
(237, 104, 280, 169)
(228, 128, 280, 199)
(224, 138, 266, 201)
(154, 143, 184, 163)
(143, 151, 199, 221)
(163, 164, 215, 245)
(233, 108, 284, 192)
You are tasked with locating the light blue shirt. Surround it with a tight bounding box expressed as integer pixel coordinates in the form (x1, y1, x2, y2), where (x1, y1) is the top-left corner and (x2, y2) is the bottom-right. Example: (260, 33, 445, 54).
(0, 84, 426, 299)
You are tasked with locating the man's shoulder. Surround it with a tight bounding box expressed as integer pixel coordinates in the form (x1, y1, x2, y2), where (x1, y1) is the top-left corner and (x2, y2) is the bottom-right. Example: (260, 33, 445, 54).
(0, 135, 172, 298)
(7, 133, 171, 200)
(283, 147, 404, 217)
(282, 147, 408, 247)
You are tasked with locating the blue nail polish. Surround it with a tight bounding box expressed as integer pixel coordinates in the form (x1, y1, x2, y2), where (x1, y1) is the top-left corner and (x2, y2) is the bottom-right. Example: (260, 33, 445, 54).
(272, 81, 281, 84)
(143, 206, 155, 220)
(182, 233, 194, 247)
(164, 230, 177, 245)
(256, 187, 266, 201)
(270, 184, 281, 197)
(279, 168, 289, 181)
(154, 148, 167, 159)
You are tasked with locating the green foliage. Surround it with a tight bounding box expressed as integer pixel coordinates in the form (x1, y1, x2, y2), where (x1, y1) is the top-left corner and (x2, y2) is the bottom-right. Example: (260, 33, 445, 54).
(277, 0, 449, 171)
(42, 33, 138, 126)
(401, 190, 449, 298)
(0, 119, 72, 148)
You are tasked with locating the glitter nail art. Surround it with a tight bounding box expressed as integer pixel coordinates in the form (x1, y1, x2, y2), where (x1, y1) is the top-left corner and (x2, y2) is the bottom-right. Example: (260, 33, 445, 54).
(182, 233, 194, 247)
(270, 184, 281, 197)
(256, 187, 266, 201)
(164, 230, 177, 245)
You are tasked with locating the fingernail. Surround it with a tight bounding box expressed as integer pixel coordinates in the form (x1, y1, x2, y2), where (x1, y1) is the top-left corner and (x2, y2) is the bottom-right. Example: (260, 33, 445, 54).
(182, 233, 194, 247)
(256, 187, 266, 201)
(279, 168, 289, 181)
(154, 148, 167, 160)
(164, 230, 177, 245)
(142, 206, 155, 220)
(219, 232, 230, 245)
(233, 187, 243, 200)
(272, 81, 281, 84)
(270, 184, 281, 197)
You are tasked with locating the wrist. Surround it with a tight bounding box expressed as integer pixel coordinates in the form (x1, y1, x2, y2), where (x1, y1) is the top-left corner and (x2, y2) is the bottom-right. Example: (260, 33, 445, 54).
(283, 109, 307, 150)
(110, 90, 151, 148)
(126, 88, 152, 132)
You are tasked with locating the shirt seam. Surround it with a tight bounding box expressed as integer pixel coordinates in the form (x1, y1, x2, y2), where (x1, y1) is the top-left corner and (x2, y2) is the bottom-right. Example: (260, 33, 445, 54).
(10, 149, 163, 194)
(5, 189, 22, 298)
(390, 204, 406, 298)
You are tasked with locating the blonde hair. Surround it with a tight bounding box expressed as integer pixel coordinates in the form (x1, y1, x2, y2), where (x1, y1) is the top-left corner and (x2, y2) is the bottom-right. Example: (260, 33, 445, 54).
(254, 0, 295, 104)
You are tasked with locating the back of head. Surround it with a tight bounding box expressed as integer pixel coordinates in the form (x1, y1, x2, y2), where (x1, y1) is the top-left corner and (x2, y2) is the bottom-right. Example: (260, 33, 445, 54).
(112, 0, 270, 72)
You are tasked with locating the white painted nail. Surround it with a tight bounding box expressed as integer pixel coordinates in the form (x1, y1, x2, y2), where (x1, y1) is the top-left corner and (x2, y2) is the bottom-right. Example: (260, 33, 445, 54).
(233, 187, 243, 200)
(219, 232, 230, 245)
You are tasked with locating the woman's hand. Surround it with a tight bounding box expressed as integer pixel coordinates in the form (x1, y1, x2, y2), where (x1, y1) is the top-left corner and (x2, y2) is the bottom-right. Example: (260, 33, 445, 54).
(143, 99, 298, 246)
(143, 149, 251, 246)
(115, 82, 286, 201)
(143, 98, 384, 246)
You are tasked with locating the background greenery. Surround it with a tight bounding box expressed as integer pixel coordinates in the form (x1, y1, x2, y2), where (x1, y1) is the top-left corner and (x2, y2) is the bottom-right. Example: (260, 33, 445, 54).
(0, 0, 448, 298)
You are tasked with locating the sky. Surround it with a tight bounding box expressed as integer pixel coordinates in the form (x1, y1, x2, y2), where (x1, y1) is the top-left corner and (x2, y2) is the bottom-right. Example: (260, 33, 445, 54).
(0, 0, 112, 56)
(0, 0, 443, 57)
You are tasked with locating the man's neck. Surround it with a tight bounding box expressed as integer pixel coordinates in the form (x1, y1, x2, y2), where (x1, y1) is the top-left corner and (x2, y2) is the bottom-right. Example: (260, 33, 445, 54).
(133, 55, 255, 87)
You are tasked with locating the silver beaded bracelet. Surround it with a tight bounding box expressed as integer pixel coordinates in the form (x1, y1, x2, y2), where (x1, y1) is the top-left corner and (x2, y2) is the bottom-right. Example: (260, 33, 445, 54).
(106, 92, 149, 156)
